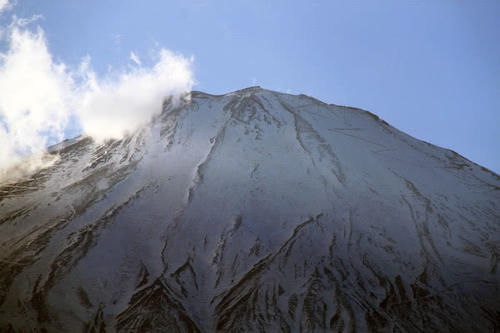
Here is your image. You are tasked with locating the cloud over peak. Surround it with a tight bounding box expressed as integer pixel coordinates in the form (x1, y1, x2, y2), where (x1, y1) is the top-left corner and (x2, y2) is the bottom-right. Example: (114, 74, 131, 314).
(0, 20, 194, 183)
(78, 49, 194, 141)
(0, 24, 72, 181)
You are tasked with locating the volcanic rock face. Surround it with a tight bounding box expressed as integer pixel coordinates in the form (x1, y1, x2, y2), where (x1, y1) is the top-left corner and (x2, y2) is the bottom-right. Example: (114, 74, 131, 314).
(0, 87, 499, 332)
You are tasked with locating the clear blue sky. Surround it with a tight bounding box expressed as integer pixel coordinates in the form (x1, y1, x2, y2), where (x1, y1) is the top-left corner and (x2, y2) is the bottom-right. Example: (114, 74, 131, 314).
(2, 1, 499, 173)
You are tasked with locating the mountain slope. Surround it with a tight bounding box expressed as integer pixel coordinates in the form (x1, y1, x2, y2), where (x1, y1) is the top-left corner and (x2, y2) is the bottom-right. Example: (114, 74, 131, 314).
(0, 87, 499, 332)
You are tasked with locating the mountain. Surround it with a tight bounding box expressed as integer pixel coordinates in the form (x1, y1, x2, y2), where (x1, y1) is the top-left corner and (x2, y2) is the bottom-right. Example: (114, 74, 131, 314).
(0, 87, 499, 332)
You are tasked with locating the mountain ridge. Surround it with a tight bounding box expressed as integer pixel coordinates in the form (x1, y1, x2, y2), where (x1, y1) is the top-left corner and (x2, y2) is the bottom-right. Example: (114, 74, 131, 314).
(0, 87, 499, 332)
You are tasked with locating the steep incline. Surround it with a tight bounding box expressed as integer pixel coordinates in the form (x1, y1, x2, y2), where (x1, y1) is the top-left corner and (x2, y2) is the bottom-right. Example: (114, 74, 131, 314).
(0, 87, 499, 332)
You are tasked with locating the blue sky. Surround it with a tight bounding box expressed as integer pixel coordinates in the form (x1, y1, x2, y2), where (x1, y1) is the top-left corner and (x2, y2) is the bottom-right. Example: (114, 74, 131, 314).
(1, 1, 499, 173)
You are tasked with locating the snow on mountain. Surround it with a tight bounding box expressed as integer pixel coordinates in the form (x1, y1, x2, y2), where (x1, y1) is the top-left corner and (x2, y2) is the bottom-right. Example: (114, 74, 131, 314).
(0, 87, 499, 332)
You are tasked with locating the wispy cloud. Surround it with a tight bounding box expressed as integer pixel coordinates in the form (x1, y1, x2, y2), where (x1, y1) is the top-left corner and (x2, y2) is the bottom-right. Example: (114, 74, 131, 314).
(0, 19, 195, 183)
(112, 33, 121, 46)
(130, 51, 141, 66)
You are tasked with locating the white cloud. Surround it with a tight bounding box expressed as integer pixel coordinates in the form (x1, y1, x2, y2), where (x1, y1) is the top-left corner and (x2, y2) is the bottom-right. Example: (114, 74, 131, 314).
(0, 25, 73, 182)
(0, 0, 10, 13)
(112, 34, 121, 46)
(130, 51, 141, 65)
(77, 49, 194, 141)
(0, 21, 195, 183)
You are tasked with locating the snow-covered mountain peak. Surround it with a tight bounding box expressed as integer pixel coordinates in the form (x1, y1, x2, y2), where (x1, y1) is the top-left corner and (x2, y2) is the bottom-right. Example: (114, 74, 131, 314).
(0, 87, 499, 332)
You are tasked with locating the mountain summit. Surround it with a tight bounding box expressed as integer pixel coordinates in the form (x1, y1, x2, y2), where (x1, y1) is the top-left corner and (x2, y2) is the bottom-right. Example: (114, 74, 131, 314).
(1, 87, 499, 332)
